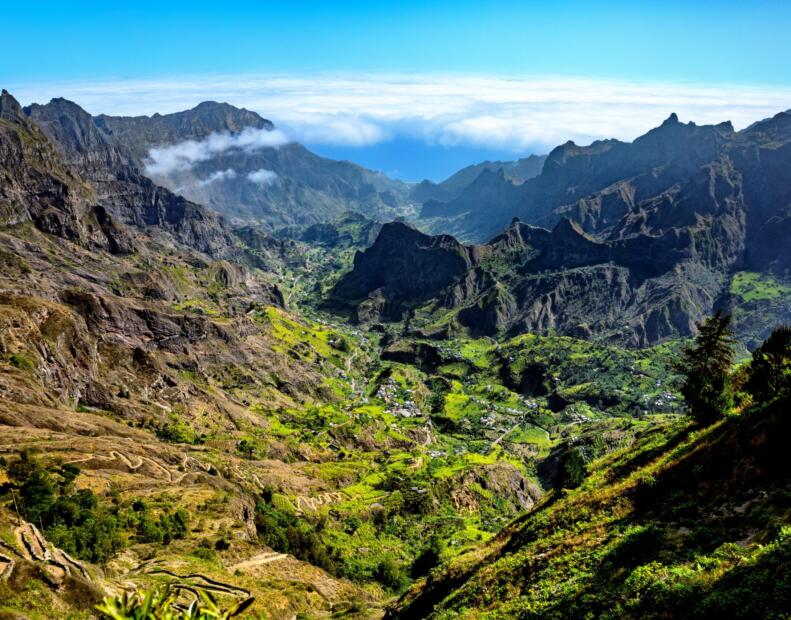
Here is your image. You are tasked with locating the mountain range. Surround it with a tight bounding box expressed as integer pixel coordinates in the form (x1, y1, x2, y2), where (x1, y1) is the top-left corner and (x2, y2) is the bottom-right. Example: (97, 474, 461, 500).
(1, 85, 789, 620)
(408, 154, 546, 204)
(331, 111, 791, 347)
(96, 102, 416, 229)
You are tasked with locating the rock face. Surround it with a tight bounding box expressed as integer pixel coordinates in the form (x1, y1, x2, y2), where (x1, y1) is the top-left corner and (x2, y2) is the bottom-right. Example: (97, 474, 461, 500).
(419, 113, 789, 252)
(23, 97, 236, 257)
(329, 222, 478, 320)
(0, 90, 132, 253)
(97, 102, 415, 229)
(422, 168, 524, 225)
(300, 211, 383, 248)
(95, 101, 274, 160)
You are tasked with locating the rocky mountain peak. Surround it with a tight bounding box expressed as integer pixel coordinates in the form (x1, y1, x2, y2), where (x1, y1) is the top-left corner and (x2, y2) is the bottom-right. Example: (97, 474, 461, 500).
(0, 88, 23, 120)
(25, 97, 132, 162)
(377, 220, 424, 241)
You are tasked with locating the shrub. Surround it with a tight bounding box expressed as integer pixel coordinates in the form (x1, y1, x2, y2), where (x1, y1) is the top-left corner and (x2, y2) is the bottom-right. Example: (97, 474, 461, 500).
(374, 557, 408, 592)
(155, 420, 198, 444)
(190, 546, 219, 563)
(131, 500, 190, 545)
(237, 439, 256, 458)
(411, 536, 443, 577)
(9, 352, 36, 371)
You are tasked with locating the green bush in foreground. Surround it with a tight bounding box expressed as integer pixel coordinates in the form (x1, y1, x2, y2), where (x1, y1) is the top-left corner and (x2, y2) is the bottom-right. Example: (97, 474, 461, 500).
(97, 585, 253, 619)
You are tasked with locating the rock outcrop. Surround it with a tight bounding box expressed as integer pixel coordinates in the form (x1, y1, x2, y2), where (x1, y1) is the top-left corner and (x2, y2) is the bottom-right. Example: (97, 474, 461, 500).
(0, 90, 133, 253)
(329, 222, 478, 320)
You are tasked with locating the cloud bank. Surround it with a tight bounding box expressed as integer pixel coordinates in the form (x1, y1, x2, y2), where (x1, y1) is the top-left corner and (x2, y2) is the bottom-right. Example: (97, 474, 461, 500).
(247, 169, 278, 185)
(145, 127, 290, 176)
(198, 168, 237, 185)
(15, 74, 791, 155)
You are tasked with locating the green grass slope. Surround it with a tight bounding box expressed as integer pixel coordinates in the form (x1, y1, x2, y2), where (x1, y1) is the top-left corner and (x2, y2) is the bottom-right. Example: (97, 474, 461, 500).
(390, 397, 790, 619)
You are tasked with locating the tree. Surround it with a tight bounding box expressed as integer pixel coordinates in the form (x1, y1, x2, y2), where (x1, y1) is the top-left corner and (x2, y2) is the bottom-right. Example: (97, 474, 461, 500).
(7, 449, 55, 522)
(237, 439, 255, 459)
(4, 450, 124, 563)
(746, 325, 791, 404)
(374, 557, 408, 591)
(675, 311, 735, 425)
(411, 536, 443, 578)
(555, 446, 587, 489)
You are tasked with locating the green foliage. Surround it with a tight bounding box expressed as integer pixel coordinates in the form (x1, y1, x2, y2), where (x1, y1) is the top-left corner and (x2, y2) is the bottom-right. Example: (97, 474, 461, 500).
(745, 325, 791, 404)
(96, 585, 253, 619)
(555, 446, 587, 489)
(374, 556, 408, 592)
(2, 452, 191, 563)
(731, 271, 791, 302)
(255, 490, 340, 576)
(411, 536, 444, 578)
(190, 545, 219, 564)
(129, 499, 190, 545)
(3, 450, 124, 563)
(155, 419, 201, 445)
(6, 449, 56, 522)
(395, 387, 791, 619)
(236, 439, 255, 459)
(9, 352, 36, 371)
(676, 311, 735, 425)
(493, 333, 682, 416)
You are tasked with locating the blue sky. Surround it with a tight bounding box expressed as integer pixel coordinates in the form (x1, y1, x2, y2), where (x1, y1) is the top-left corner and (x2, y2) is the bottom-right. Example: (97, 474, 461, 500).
(4, 1, 791, 180)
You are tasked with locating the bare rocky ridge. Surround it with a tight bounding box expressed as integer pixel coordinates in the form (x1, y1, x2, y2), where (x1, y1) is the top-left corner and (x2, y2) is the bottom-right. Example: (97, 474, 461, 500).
(410, 154, 546, 205)
(420, 112, 791, 262)
(22, 96, 237, 257)
(331, 111, 791, 346)
(0, 89, 130, 253)
(96, 101, 274, 161)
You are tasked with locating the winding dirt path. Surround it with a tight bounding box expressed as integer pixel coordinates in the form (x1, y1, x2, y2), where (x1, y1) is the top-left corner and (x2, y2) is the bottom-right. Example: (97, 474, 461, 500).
(64, 449, 192, 483)
(294, 492, 344, 512)
(230, 552, 288, 572)
(144, 568, 251, 597)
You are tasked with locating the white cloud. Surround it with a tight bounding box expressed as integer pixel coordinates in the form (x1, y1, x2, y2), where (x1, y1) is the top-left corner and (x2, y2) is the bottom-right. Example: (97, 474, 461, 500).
(198, 168, 237, 185)
(13, 73, 791, 155)
(246, 169, 278, 185)
(289, 116, 386, 146)
(145, 126, 290, 175)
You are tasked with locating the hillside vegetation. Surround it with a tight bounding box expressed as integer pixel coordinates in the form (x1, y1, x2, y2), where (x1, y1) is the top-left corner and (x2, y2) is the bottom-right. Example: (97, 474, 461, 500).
(390, 323, 791, 619)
